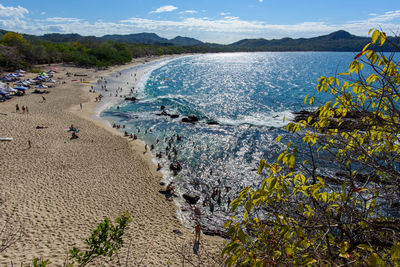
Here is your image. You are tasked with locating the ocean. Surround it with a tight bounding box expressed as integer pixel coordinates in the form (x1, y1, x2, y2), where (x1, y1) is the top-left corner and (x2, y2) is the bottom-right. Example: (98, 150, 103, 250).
(96, 52, 355, 231)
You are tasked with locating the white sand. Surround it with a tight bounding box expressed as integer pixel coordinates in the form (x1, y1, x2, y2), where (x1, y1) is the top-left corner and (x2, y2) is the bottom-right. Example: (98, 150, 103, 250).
(0, 58, 223, 266)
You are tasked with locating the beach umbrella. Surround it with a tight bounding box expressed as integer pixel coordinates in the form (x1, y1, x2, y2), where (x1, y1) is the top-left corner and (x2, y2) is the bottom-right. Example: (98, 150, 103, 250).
(1, 77, 12, 82)
(3, 86, 17, 93)
(15, 81, 29, 86)
(14, 86, 28, 91)
(0, 89, 9, 95)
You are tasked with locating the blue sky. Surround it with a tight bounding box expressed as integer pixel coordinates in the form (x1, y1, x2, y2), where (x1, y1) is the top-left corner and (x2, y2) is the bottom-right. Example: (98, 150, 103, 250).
(0, 0, 399, 44)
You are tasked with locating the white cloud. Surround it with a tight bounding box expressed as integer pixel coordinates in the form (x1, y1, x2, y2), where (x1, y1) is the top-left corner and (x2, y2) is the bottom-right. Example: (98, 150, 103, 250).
(367, 10, 400, 23)
(0, 4, 29, 32)
(46, 17, 84, 23)
(259, 0, 263, 2)
(0, 4, 399, 44)
(150, 5, 178, 14)
(0, 4, 28, 18)
(180, 10, 197, 14)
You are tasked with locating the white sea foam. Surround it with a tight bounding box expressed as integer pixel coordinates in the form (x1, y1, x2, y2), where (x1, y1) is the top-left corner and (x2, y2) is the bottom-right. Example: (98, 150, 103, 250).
(93, 57, 179, 120)
(216, 110, 294, 128)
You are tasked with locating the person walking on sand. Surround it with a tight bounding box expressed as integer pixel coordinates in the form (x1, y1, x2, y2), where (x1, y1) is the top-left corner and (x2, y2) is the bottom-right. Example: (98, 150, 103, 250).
(16, 104, 20, 112)
(80, 103, 82, 110)
(193, 222, 201, 255)
(195, 222, 201, 241)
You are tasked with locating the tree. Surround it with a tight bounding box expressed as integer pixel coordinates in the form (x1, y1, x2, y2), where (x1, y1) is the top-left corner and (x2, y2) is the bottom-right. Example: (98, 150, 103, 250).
(69, 213, 131, 266)
(223, 29, 400, 266)
(1, 32, 27, 47)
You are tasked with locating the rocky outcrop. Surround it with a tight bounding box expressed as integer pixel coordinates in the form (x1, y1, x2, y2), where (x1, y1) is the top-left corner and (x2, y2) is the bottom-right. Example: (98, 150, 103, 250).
(182, 193, 200, 204)
(181, 115, 199, 124)
(292, 110, 373, 131)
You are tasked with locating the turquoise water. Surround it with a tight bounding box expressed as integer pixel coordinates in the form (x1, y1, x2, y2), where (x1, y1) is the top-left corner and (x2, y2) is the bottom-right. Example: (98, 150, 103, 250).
(99, 52, 355, 229)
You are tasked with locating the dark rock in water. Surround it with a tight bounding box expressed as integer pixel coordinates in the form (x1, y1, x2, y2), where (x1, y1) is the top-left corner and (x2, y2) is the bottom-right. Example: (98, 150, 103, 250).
(292, 109, 373, 131)
(182, 193, 200, 204)
(173, 229, 183, 236)
(202, 229, 229, 239)
(206, 121, 219, 125)
(182, 115, 199, 124)
(188, 115, 199, 121)
(159, 189, 168, 195)
(125, 97, 137, 101)
(161, 105, 166, 110)
(170, 114, 179, 119)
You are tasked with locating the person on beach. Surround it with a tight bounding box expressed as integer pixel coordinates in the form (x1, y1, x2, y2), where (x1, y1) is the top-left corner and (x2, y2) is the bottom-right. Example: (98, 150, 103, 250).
(36, 125, 48, 129)
(42, 96, 46, 102)
(16, 104, 20, 112)
(71, 132, 79, 139)
(25, 106, 29, 113)
(193, 222, 201, 255)
(209, 201, 214, 213)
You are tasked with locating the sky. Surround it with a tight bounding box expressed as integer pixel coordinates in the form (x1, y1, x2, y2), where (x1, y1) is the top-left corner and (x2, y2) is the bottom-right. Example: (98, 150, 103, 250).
(0, 0, 399, 44)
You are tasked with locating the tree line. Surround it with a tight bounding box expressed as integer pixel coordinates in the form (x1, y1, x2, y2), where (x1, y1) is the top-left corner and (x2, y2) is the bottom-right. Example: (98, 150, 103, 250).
(0, 31, 228, 71)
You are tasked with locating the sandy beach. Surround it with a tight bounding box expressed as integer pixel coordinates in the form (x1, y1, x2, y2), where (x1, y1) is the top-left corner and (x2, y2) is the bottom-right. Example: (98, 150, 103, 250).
(0, 57, 223, 266)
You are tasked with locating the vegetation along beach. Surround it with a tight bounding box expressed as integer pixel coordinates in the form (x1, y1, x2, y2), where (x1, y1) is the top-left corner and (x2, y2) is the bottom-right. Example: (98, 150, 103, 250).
(1, 1, 400, 266)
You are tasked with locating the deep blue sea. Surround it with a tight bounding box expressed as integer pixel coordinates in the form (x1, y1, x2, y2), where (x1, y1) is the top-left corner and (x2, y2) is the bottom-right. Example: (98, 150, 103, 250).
(98, 52, 356, 229)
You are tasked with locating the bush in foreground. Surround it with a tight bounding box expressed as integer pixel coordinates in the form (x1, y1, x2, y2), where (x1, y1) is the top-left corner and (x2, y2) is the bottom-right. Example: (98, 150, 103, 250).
(223, 29, 400, 266)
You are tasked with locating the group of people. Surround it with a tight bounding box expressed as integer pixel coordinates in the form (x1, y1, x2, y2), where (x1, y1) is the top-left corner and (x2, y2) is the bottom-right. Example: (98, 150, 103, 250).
(15, 104, 29, 113)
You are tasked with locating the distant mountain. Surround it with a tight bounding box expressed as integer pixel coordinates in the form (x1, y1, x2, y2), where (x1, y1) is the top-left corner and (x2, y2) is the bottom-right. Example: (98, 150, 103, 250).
(0, 29, 395, 51)
(101, 33, 170, 44)
(229, 30, 377, 51)
(35, 33, 87, 43)
(169, 36, 203, 46)
(20, 31, 204, 46)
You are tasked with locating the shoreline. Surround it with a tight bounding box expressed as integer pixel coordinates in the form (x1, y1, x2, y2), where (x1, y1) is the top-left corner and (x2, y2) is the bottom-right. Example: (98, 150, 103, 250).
(0, 56, 222, 266)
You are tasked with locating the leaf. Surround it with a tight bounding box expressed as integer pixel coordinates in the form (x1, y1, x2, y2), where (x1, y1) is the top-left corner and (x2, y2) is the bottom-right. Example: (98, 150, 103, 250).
(371, 30, 379, 44)
(288, 154, 295, 169)
(379, 31, 386, 46)
(391, 243, 400, 260)
(302, 258, 317, 265)
(352, 188, 367, 193)
(237, 228, 246, 243)
(354, 50, 371, 60)
(357, 244, 373, 252)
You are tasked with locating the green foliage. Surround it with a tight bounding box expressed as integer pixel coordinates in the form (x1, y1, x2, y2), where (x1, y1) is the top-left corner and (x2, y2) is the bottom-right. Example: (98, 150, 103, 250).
(32, 258, 50, 267)
(223, 29, 400, 266)
(1, 32, 27, 47)
(69, 213, 131, 266)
